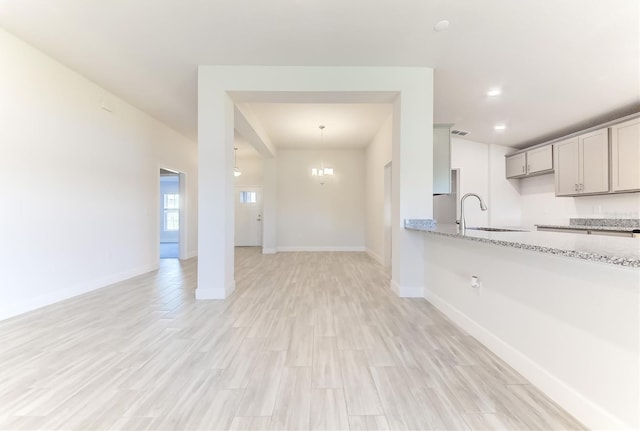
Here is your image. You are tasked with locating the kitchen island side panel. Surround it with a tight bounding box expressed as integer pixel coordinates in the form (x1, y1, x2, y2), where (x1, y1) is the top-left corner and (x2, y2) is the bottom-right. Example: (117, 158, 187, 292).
(422, 233, 639, 431)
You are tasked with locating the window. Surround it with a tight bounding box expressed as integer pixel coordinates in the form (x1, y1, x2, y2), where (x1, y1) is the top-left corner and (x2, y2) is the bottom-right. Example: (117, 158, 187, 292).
(163, 193, 179, 231)
(165, 211, 179, 231)
(164, 194, 179, 209)
(239, 191, 257, 204)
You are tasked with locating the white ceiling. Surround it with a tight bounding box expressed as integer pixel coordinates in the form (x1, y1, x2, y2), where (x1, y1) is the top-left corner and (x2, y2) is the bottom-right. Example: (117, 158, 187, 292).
(245, 103, 393, 149)
(0, 0, 638, 148)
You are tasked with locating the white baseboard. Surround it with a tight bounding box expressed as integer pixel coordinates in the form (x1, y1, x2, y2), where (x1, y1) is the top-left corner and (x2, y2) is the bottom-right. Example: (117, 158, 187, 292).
(183, 250, 198, 259)
(195, 280, 236, 300)
(0, 262, 159, 322)
(276, 246, 366, 252)
(365, 248, 384, 265)
(424, 288, 631, 431)
(262, 248, 277, 254)
(390, 279, 424, 298)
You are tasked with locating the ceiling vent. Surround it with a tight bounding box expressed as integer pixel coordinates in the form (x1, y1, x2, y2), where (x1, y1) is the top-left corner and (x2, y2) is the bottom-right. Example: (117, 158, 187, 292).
(451, 129, 470, 136)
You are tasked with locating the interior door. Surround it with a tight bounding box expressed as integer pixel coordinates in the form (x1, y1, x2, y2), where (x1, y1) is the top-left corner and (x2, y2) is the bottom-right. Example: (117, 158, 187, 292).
(234, 186, 263, 246)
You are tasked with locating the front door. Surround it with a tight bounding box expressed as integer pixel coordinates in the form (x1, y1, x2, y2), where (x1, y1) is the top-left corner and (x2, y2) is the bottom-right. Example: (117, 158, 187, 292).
(234, 186, 263, 246)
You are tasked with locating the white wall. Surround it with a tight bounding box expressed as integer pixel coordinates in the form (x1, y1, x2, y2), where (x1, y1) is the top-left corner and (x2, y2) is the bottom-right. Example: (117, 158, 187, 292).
(276, 149, 365, 251)
(365, 114, 393, 263)
(451, 138, 522, 228)
(488, 144, 522, 226)
(451, 138, 490, 226)
(234, 156, 264, 187)
(0, 28, 198, 320)
(520, 174, 640, 229)
(452, 138, 490, 226)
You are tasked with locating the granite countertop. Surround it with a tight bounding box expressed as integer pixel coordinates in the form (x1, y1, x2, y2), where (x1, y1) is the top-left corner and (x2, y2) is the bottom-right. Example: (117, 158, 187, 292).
(404, 219, 640, 268)
(536, 218, 640, 233)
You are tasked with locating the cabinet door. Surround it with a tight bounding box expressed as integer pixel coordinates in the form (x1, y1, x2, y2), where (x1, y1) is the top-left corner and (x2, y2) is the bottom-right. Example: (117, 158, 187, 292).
(580, 128, 609, 194)
(527, 145, 553, 175)
(611, 118, 640, 192)
(505, 153, 526, 178)
(554, 137, 580, 195)
(433, 125, 452, 194)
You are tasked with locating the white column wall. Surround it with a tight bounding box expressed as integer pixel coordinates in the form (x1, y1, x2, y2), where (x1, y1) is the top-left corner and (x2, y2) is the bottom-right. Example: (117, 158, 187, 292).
(391, 90, 434, 297)
(196, 81, 235, 299)
(197, 66, 434, 299)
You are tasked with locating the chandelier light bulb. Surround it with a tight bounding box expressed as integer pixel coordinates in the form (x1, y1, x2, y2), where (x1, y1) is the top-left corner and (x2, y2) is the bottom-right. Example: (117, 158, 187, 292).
(311, 125, 334, 183)
(233, 147, 242, 177)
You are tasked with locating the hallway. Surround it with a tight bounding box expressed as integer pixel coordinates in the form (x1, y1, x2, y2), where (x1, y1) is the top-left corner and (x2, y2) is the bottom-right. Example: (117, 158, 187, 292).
(0, 249, 584, 430)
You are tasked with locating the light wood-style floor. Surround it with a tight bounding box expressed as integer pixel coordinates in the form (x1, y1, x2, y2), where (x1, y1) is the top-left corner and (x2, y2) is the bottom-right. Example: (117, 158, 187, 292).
(0, 248, 586, 431)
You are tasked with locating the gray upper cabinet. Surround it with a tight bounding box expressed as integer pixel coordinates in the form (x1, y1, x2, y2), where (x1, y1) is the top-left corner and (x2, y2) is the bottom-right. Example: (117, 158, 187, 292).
(610, 117, 640, 193)
(505, 144, 553, 179)
(554, 128, 609, 196)
(433, 124, 452, 194)
(526, 145, 553, 175)
(505, 114, 637, 196)
(554, 137, 581, 196)
(505, 152, 526, 178)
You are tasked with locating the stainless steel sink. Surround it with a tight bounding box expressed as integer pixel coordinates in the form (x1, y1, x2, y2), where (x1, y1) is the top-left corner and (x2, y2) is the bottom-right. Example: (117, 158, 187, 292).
(466, 227, 528, 232)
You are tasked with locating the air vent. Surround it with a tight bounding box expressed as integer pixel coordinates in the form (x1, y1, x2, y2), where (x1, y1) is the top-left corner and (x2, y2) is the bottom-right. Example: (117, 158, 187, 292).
(451, 129, 470, 136)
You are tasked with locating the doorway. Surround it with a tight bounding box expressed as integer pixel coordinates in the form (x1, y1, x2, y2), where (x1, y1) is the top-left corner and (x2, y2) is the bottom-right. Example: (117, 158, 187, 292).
(160, 169, 180, 258)
(234, 186, 263, 246)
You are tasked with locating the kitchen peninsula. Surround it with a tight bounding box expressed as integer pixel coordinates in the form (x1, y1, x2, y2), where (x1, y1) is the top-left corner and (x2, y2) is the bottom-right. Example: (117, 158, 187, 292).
(407, 219, 639, 431)
(406, 219, 640, 267)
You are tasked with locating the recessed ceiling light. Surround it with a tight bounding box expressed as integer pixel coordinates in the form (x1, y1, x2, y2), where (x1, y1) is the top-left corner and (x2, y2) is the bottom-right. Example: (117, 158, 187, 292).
(434, 20, 450, 32)
(487, 88, 502, 97)
(494, 124, 506, 131)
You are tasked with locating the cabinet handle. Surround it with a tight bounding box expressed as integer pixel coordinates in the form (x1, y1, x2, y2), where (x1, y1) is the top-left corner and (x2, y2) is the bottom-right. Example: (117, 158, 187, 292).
(522, 165, 525, 173)
(580, 183, 584, 192)
(527, 164, 531, 173)
(574, 183, 578, 191)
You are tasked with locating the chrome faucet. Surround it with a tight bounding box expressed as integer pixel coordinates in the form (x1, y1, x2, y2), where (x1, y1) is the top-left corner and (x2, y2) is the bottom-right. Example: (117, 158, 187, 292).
(460, 193, 488, 233)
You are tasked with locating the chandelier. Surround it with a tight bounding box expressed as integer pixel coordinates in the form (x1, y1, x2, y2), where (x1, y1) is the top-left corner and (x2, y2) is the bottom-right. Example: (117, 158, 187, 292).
(311, 125, 333, 184)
